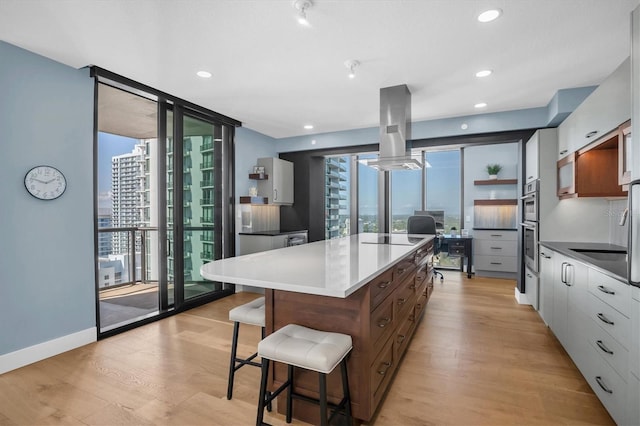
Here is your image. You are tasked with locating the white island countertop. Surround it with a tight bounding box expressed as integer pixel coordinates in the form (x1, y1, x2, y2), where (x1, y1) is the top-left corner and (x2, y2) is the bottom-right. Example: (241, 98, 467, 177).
(200, 233, 433, 298)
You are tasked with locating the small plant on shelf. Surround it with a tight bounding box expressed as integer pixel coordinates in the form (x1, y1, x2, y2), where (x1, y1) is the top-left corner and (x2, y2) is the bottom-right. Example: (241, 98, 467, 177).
(486, 164, 502, 179)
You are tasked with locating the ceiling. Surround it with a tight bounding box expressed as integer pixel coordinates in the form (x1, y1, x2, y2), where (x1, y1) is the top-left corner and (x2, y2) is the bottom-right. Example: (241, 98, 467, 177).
(1, 0, 639, 139)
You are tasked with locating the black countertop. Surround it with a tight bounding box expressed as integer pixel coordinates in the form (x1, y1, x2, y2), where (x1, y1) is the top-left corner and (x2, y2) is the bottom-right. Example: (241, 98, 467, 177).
(540, 241, 628, 284)
(239, 229, 308, 236)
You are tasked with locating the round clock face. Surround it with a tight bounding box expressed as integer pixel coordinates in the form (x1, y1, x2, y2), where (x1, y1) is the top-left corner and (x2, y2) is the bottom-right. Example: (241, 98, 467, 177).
(24, 166, 67, 200)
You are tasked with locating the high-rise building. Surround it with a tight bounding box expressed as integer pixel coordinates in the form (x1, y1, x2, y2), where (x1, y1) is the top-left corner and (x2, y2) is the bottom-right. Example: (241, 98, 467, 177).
(325, 156, 350, 239)
(97, 207, 112, 256)
(111, 142, 146, 255)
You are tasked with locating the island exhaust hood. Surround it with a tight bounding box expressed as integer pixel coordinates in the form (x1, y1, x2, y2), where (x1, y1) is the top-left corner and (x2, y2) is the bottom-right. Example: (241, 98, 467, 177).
(365, 84, 422, 171)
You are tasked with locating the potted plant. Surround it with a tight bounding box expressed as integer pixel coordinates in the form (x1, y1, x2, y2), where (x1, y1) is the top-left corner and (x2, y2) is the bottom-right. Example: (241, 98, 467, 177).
(486, 164, 502, 179)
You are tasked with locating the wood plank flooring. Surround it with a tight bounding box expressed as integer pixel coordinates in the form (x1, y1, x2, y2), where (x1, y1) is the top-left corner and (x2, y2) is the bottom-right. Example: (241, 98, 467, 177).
(0, 272, 614, 425)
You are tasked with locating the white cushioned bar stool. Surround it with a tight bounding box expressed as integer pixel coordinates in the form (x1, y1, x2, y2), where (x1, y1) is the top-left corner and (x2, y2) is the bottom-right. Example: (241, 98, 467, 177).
(256, 324, 353, 426)
(227, 296, 267, 401)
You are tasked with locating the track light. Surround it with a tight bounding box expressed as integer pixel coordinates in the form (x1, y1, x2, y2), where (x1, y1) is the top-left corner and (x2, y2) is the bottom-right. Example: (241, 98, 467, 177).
(344, 60, 359, 79)
(293, 0, 312, 26)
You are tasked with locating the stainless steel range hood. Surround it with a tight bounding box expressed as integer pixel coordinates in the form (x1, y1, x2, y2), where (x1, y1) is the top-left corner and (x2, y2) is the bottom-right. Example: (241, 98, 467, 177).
(365, 84, 422, 171)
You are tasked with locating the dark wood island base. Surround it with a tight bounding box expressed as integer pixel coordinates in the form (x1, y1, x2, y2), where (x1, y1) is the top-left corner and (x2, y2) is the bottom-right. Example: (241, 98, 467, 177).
(264, 237, 435, 424)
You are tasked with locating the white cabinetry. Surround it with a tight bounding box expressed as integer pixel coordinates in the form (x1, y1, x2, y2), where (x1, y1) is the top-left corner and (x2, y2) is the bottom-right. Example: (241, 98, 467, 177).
(525, 131, 539, 183)
(257, 157, 294, 205)
(538, 248, 554, 327)
(473, 230, 518, 276)
(550, 250, 589, 366)
(557, 57, 630, 160)
(239, 234, 288, 255)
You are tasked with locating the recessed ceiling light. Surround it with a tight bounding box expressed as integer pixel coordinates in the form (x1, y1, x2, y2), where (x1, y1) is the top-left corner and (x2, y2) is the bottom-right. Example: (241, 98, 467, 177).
(478, 9, 502, 23)
(304, 124, 314, 130)
(196, 70, 212, 78)
(475, 102, 488, 109)
(475, 70, 492, 78)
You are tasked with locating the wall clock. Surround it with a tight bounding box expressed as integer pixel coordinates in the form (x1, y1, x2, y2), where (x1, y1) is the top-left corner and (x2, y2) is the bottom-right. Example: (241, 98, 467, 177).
(24, 165, 67, 200)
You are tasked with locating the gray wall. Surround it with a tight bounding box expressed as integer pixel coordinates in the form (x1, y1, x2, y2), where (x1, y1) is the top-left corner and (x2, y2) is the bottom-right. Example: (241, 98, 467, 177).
(0, 42, 95, 355)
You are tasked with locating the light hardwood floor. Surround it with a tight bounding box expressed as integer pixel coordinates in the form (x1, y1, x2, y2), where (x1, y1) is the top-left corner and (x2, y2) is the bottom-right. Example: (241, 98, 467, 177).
(0, 272, 614, 425)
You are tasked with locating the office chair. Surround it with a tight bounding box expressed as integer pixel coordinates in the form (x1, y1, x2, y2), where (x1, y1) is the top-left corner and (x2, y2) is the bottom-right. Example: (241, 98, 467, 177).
(407, 215, 444, 282)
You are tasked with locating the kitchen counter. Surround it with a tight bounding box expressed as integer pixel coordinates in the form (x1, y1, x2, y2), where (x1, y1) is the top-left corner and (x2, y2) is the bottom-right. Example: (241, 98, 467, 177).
(201, 233, 433, 297)
(540, 241, 627, 282)
(238, 229, 307, 236)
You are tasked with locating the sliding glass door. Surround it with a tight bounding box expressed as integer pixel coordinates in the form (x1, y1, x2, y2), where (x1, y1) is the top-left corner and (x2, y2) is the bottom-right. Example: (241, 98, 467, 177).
(94, 71, 236, 336)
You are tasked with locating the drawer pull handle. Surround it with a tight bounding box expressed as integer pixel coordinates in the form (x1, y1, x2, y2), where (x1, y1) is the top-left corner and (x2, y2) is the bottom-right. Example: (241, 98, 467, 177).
(597, 313, 614, 325)
(410, 283, 417, 289)
(397, 298, 406, 306)
(377, 361, 393, 375)
(397, 268, 406, 275)
(595, 376, 613, 394)
(596, 340, 614, 355)
(559, 149, 568, 155)
(490, 247, 502, 250)
(540, 251, 551, 259)
(397, 334, 406, 344)
(377, 317, 392, 328)
(585, 130, 598, 139)
(378, 281, 391, 289)
(597, 285, 615, 295)
(490, 262, 502, 265)
(490, 234, 502, 237)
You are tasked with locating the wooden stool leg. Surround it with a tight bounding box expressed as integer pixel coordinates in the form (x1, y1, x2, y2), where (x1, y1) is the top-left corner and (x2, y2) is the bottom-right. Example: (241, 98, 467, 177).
(340, 359, 353, 425)
(256, 359, 270, 426)
(319, 373, 328, 426)
(227, 321, 240, 400)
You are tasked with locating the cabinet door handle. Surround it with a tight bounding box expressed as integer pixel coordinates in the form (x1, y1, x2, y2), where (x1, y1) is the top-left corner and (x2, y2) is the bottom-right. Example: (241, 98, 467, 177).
(526, 273, 533, 278)
(585, 130, 598, 139)
(597, 313, 615, 325)
(559, 149, 568, 155)
(595, 376, 613, 394)
(540, 252, 551, 259)
(397, 334, 406, 344)
(397, 298, 406, 306)
(527, 175, 534, 180)
(377, 317, 392, 328)
(596, 340, 614, 355)
(597, 285, 615, 295)
(378, 281, 391, 289)
(377, 361, 393, 376)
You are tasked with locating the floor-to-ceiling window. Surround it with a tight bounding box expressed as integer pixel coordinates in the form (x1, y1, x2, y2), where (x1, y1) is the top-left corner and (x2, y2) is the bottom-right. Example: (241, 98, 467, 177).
(357, 153, 379, 232)
(94, 70, 238, 336)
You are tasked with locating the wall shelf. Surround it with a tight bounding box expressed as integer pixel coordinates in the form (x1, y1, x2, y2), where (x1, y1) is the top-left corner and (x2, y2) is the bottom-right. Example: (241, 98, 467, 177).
(240, 196, 268, 204)
(249, 173, 268, 180)
(474, 179, 518, 185)
(474, 199, 518, 206)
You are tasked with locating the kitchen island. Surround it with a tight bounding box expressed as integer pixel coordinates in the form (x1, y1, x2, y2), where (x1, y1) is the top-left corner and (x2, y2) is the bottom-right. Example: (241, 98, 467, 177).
(201, 233, 435, 423)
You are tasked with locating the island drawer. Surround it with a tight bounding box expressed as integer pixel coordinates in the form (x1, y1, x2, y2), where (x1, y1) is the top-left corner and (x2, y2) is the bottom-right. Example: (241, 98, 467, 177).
(588, 268, 630, 318)
(395, 276, 416, 320)
(584, 345, 628, 425)
(474, 255, 517, 272)
(394, 313, 414, 360)
(370, 268, 395, 309)
(474, 239, 517, 256)
(393, 258, 415, 283)
(415, 263, 429, 288)
(473, 230, 517, 241)
(370, 296, 394, 347)
(371, 336, 395, 406)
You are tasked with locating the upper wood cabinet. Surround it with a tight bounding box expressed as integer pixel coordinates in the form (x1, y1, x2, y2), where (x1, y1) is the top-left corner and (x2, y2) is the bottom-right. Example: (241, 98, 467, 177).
(558, 57, 630, 161)
(557, 128, 627, 199)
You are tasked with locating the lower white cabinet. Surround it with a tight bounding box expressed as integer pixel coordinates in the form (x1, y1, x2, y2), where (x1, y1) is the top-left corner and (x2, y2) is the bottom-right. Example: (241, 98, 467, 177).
(544, 245, 638, 425)
(538, 248, 554, 327)
(473, 230, 518, 277)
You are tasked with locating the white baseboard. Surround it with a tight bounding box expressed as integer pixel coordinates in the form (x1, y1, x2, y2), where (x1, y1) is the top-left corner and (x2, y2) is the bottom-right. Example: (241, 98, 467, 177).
(514, 287, 531, 305)
(0, 327, 96, 374)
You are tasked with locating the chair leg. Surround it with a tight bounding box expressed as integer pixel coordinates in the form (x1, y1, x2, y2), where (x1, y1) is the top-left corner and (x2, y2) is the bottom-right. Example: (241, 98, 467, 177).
(227, 321, 240, 400)
(319, 373, 328, 426)
(340, 359, 353, 425)
(286, 364, 293, 423)
(256, 359, 270, 426)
